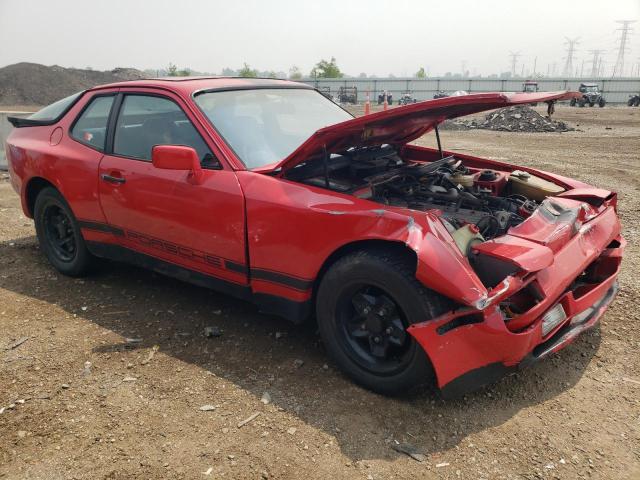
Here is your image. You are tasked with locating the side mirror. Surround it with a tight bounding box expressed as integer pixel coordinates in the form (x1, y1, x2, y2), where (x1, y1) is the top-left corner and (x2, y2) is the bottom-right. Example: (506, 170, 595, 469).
(152, 145, 203, 184)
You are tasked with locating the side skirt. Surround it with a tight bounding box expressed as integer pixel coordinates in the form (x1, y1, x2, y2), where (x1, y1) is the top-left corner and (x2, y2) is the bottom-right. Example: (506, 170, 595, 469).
(86, 241, 312, 323)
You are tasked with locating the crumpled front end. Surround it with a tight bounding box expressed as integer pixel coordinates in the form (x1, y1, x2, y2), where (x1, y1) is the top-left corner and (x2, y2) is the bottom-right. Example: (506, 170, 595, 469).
(407, 197, 624, 397)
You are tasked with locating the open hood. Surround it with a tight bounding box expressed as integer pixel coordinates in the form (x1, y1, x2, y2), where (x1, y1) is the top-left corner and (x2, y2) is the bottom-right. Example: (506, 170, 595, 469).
(269, 91, 580, 173)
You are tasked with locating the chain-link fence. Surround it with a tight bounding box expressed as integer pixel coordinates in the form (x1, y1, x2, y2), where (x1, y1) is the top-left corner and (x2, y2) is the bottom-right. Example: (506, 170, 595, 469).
(301, 77, 640, 104)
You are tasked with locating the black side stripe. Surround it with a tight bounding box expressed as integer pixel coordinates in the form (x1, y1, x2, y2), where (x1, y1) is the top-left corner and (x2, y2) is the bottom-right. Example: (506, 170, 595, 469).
(78, 220, 313, 291)
(78, 220, 124, 237)
(225, 260, 248, 274)
(251, 269, 313, 291)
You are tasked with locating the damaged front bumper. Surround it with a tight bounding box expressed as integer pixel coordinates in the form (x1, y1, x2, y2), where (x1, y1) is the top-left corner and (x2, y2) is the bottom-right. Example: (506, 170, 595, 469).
(408, 205, 625, 398)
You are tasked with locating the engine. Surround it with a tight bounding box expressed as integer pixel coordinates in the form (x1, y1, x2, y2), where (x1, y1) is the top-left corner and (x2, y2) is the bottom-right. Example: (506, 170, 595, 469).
(288, 145, 557, 248)
(359, 157, 538, 240)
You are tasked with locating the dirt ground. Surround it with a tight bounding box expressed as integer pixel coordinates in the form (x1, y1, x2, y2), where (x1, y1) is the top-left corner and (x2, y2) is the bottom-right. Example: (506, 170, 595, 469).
(1, 106, 639, 479)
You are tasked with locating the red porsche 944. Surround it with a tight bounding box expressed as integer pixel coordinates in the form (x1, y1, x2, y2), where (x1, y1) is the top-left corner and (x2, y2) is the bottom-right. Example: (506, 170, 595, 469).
(5, 78, 624, 396)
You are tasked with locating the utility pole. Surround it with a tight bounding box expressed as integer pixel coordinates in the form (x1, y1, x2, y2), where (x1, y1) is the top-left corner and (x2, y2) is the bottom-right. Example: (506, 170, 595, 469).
(461, 60, 467, 77)
(532, 57, 537, 76)
(509, 51, 521, 77)
(562, 37, 580, 77)
(588, 50, 606, 77)
(612, 20, 636, 77)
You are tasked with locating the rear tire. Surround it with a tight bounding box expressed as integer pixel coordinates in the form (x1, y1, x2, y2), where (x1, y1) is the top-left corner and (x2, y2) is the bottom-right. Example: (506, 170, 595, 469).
(316, 249, 450, 394)
(34, 187, 94, 277)
(570, 98, 576, 107)
(599, 98, 606, 108)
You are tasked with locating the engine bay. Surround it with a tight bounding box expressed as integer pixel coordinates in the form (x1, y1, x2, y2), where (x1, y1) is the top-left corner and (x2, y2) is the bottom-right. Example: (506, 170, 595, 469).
(286, 145, 566, 254)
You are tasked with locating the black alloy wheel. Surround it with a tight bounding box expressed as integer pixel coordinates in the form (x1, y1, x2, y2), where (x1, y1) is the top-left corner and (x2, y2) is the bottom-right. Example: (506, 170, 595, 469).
(34, 187, 94, 276)
(335, 283, 412, 375)
(43, 204, 77, 262)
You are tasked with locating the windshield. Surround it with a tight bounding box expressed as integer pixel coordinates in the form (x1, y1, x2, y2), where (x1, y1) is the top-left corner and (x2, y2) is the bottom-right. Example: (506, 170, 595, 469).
(583, 86, 599, 93)
(194, 88, 353, 169)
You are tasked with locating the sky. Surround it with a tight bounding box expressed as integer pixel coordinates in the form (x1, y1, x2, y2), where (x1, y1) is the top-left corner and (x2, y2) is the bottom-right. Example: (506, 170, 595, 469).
(0, 0, 638, 77)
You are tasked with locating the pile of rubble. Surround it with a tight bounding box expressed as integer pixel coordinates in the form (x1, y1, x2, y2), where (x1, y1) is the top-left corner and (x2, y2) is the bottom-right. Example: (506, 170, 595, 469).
(462, 105, 574, 132)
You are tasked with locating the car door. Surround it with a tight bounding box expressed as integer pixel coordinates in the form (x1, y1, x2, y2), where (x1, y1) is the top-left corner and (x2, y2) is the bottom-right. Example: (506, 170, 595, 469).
(97, 90, 248, 288)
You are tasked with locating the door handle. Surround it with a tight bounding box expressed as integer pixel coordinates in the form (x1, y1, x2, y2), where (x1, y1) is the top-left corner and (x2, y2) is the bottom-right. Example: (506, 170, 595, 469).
(101, 173, 126, 184)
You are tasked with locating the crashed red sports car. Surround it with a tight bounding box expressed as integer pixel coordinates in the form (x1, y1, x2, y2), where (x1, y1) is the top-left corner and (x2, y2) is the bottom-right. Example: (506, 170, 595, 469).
(5, 78, 624, 397)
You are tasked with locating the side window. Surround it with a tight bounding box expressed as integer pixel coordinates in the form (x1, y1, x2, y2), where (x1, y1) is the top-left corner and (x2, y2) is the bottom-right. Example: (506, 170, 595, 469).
(113, 95, 216, 165)
(70, 95, 114, 151)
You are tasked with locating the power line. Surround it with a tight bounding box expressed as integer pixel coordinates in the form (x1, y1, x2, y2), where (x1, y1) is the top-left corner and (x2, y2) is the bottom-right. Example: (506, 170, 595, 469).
(562, 37, 580, 77)
(612, 20, 636, 77)
(508, 51, 521, 77)
(587, 50, 606, 77)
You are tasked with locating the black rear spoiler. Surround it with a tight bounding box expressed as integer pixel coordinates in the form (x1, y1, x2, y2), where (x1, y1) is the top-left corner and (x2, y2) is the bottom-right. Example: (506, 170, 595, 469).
(7, 116, 55, 128)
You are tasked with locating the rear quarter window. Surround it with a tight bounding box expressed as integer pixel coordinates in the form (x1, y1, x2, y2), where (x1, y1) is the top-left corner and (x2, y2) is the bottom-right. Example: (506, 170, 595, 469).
(70, 95, 115, 151)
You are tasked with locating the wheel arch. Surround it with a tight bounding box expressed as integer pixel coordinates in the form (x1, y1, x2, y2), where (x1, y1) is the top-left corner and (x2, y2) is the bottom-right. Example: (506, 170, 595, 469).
(24, 176, 59, 218)
(313, 239, 418, 297)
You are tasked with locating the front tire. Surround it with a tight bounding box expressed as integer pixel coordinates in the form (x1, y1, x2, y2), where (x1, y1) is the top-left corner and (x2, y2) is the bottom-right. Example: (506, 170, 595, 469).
(316, 249, 450, 394)
(34, 187, 94, 277)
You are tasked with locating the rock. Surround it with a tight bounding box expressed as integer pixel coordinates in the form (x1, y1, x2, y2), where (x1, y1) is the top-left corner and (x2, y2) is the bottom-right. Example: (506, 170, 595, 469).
(122, 376, 137, 382)
(261, 392, 271, 405)
(199, 405, 216, 411)
(83, 361, 92, 376)
(261, 472, 269, 479)
(204, 326, 222, 338)
(293, 359, 304, 369)
(287, 427, 297, 435)
(203, 467, 213, 475)
(61, 384, 70, 389)
(436, 462, 450, 468)
(125, 337, 143, 344)
(17, 430, 27, 439)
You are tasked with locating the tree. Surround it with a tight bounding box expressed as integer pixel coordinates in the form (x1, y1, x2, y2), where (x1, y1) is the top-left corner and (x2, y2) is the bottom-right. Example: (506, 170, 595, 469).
(177, 68, 191, 77)
(238, 63, 258, 78)
(358, 72, 368, 78)
(167, 62, 178, 76)
(310, 57, 343, 78)
(289, 65, 302, 80)
(415, 67, 426, 78)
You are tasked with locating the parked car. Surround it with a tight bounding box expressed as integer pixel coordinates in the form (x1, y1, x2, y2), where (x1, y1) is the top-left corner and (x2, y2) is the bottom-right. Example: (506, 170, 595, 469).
(570, 82, 606, 107)
(6, 81, 624, 397)
(627, 94, 640, 107)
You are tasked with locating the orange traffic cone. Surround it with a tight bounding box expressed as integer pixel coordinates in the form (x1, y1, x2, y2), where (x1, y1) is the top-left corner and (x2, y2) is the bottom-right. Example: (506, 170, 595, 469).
(383, 92, 388, 111)
(364, 91, 371, 115)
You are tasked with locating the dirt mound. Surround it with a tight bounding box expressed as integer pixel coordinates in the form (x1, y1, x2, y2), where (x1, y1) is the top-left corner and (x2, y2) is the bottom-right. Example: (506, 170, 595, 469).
(0, 62, 145, 107)
(464, 105, 574, 132)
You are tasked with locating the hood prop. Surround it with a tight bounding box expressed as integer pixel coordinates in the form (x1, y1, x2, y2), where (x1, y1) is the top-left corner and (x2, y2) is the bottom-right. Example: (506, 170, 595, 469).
(323, 144, 330, 188)
(435, 124, 443, 159)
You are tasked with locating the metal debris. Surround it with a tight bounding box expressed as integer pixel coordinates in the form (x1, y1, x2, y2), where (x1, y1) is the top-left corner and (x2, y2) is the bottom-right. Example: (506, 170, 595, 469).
(5, 337, 28, 350)
(391, 442, 426, 463)
(237, 412, 260, 428)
